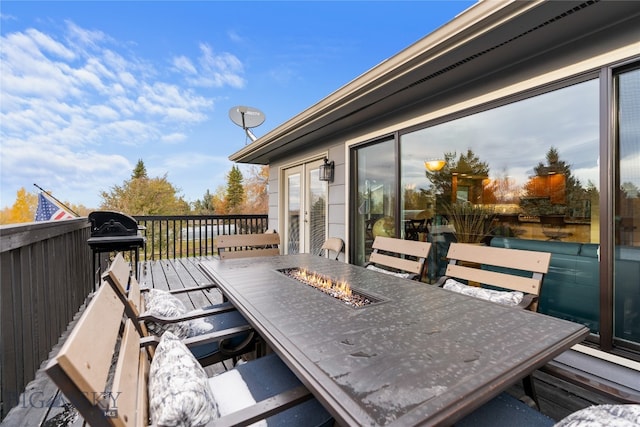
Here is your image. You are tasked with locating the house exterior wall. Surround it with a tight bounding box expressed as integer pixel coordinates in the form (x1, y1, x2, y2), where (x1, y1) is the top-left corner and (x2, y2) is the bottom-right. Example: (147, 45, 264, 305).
(257, 3, 640, 353)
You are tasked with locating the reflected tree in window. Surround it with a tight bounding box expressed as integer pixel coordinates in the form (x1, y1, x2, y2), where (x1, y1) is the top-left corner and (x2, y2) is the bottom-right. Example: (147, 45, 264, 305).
(522, 147, 591, 218)
(425, 149, 491, 211)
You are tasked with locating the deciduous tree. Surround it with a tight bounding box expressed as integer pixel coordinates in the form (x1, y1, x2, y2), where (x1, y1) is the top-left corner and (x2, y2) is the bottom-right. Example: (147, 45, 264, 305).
(100, 160, 189, 215)
(0, 188, 37, 224)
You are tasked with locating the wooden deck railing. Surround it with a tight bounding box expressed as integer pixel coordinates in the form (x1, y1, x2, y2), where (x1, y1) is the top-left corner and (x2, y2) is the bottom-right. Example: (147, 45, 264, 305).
(0, 218, 93, 419)
(0, 213, 268, 420)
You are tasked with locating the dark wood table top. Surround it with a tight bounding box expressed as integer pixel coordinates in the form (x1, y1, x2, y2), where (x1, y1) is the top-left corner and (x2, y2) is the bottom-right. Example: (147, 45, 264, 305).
(200, 254, 589, 427)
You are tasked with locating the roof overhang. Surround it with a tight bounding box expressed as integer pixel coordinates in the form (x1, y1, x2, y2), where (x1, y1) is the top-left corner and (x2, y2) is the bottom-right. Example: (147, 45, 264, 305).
(230, 0, 639, 164)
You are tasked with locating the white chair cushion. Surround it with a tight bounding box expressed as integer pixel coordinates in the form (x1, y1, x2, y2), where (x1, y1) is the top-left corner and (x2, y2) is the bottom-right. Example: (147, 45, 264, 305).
(207, 370, 268, 427)
(443, 278, 524, 307)
(553, 404, 640, 427)
(143, 289, 213, 338)
(366, 264, 412, 279)
(143, 289, 192, 338)
(148, 331, 218, 426)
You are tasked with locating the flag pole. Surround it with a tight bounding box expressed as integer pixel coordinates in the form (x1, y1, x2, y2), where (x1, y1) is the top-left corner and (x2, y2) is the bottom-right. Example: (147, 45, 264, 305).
(33, 183, 80, 217)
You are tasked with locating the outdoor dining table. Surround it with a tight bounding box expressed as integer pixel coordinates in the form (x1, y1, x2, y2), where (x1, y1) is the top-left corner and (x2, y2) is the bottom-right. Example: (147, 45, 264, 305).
(199, 254, 589, 427)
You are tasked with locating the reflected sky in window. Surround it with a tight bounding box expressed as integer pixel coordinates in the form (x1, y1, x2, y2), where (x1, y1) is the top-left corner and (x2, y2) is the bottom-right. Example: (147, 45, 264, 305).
(401, 79, 599, 193)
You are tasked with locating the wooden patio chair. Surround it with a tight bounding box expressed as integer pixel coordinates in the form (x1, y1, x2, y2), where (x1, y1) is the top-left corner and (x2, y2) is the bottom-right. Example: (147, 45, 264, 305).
(318, 237, 344, 260)
(45, 281, 333, 427)
(104, 252, 258, 367)
(436, 242, 551, 311)
(364, 236, 431, 281)
(216, 232, 281, 259)
(436, 242, 552, 409)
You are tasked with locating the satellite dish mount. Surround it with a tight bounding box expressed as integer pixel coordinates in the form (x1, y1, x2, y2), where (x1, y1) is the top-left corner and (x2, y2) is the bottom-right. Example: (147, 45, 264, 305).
(229, 106, 266, 143)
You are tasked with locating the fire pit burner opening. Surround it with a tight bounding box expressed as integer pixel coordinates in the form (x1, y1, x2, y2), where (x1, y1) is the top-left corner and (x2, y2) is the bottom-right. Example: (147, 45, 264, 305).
(278, 268, 382, 308)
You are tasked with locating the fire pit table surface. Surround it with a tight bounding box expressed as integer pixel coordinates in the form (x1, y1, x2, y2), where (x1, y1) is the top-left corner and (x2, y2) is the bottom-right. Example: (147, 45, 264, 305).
(200, 254, 589, 427)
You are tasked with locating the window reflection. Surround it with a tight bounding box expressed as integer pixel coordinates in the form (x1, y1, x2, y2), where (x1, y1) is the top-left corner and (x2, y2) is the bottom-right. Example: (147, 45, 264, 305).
(401, 80, 599, 245)
(354, 138, 396, 265)
(398, 79, 602, 334)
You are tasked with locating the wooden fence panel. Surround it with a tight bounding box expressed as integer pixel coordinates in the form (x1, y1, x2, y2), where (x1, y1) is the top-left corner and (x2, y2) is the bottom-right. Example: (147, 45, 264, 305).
(0, 219, 93, 420)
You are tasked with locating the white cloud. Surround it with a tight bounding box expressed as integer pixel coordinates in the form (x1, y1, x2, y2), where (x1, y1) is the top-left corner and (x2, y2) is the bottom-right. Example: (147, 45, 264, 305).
(161, 133, 188, 144)
(173, 55, 197, 74)
(174, 43, 246, 89)
(27, 28, 76, 60)
(0, 19, 242, 208)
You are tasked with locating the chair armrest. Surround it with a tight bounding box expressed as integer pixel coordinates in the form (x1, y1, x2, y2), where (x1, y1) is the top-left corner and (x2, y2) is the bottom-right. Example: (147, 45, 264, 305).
(140, 282, 219, 295)
(138, 302, 237, 324)
(140, 324, 253, 348)
(518, 294, 538, 310)
(209, 386, 313, 427)
(168, 282, 219, 294)
(435, 275, 449, 287)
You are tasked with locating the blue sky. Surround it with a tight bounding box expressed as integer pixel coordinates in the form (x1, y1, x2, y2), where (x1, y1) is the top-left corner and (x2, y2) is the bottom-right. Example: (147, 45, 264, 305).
(1, 1, 475, 209)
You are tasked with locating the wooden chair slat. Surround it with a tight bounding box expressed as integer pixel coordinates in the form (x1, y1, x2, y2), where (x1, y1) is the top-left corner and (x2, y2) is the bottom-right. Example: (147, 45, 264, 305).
(445, 264, 543, 294)
(107, 252, 132, 294)
(372, 236, 431, 259)
(136, 351, 149, 427)
(111, 321, 141, 427)
(54, 283, 124, 401)
(216, 233, 281, 249)
(369, 252, 423, 275)
(366, 236, 431, 280)
(216, 233, 282, 259)
(220, 247, 280, 260)
(446, 243, 551, 274)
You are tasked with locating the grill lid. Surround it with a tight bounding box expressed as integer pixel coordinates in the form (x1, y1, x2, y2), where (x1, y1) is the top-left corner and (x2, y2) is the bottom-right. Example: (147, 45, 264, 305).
(88, 211, 139, 237)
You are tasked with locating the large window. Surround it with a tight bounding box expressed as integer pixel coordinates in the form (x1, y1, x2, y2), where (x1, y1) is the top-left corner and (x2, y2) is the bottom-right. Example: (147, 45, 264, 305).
(351, 71, 640, 351)
(400, 79, 601, 331)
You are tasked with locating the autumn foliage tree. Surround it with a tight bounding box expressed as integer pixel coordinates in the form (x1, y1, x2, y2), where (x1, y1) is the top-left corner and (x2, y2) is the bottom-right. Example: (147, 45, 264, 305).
(242, 165, 269, 214)
(0, 187, 37, 224)
(100, 159, 189, 215)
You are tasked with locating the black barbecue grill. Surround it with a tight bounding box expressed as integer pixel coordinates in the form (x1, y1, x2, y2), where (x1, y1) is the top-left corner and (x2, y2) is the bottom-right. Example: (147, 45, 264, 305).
(87, 211, 145, 283)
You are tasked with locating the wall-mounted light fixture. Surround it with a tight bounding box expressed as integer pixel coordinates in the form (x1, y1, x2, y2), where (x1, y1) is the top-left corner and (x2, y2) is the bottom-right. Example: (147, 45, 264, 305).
(319, 157, 335, 182)
(424, 159, 446, 172)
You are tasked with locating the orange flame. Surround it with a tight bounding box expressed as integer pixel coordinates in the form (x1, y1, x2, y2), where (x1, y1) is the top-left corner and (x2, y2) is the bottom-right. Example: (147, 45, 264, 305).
(293, 269, 351, 300)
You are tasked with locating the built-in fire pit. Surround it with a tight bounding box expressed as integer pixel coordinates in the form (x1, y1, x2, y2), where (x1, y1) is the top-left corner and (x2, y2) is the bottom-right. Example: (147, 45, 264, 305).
(278, 268, 382, 308)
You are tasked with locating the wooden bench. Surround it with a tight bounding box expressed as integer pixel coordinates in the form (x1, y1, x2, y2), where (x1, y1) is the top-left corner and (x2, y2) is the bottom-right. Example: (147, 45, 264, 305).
(365, 236, 431, 281)
(44, 278, 332, 426)
(215, 232, 281, 259)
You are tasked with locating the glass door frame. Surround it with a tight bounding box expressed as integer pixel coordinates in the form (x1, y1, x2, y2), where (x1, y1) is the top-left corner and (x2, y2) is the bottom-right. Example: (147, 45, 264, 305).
(282, 157, 328, 255)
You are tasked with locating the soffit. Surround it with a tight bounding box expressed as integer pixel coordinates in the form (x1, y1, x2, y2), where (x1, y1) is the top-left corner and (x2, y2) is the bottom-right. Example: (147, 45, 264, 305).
(231, 0, 639, 164)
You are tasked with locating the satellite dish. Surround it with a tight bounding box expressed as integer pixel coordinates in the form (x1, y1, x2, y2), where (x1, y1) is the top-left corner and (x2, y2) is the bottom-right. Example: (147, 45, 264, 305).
(229, 106, 265, 142)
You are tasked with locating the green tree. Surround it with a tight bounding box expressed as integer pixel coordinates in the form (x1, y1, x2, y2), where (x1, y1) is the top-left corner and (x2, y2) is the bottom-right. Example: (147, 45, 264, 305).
(225, 165, 244, 214)
(132, 159, 148, 179)
(100, 160, 189, 215)
(192, 189, 216, 214)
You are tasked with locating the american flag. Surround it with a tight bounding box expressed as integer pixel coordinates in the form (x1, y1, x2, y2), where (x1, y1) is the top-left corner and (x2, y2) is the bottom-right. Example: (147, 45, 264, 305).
(35, 192, 75, 221)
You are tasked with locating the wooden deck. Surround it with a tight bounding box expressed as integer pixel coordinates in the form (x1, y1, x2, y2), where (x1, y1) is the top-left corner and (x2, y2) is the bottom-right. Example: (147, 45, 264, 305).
(0, 257, 623, 426)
